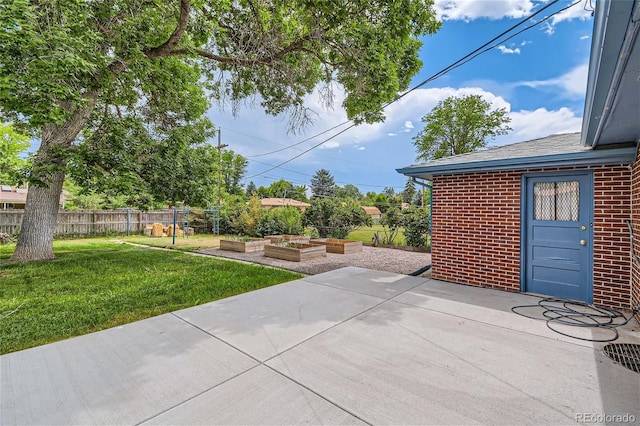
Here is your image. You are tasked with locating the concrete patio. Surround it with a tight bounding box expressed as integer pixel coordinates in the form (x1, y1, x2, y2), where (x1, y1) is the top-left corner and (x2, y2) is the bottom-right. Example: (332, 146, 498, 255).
(1, 266, 638, 425)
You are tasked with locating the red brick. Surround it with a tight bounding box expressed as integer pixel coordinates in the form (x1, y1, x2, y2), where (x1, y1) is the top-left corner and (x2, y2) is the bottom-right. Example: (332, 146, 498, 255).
(432, 166, 633, 309)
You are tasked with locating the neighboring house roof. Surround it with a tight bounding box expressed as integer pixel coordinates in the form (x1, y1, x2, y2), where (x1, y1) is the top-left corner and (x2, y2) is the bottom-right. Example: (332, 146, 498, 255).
(0, 191, 28, 203)
(396, 133, 637, 180)
(0, 186, 66, 206)
(260, 198, 310, 208)
(582, 0, 639, 148)
(361, 206, 382, 215)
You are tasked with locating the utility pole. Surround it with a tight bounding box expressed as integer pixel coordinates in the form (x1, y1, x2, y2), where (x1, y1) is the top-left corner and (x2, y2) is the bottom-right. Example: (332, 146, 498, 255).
(216, 129, 228, 206)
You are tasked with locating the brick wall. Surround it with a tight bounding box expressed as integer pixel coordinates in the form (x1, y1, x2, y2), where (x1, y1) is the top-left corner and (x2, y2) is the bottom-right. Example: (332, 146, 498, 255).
(632, 150, 640, 319)
(592, 167, 632, 308)
(431, 166, 632, 309)
(431, 172, 521, 292)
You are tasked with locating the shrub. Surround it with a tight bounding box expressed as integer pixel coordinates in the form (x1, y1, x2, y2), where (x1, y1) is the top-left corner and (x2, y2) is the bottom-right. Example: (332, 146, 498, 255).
(218, 195, 246, 235)
(303, 198, 335, 238)
(379, 207, 402, 245)
(219, 195, 264, 237)
(256, 207, 304, 237)
(303, 198, 371, 239)
(234, 196, 264, 236)
(402, 206, 430, 248)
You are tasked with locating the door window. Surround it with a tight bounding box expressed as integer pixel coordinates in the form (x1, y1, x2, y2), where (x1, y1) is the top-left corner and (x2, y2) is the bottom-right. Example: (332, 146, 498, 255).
(533, 181, 579, 221)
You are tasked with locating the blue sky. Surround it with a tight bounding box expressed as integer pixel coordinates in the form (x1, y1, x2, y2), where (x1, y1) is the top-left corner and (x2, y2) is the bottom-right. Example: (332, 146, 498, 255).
(214, 0, 596, 194)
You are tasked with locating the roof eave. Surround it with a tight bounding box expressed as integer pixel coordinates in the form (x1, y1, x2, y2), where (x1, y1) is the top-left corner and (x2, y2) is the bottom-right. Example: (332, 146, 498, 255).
(581, 0, 639, 148)
(396, 146, 637, 180)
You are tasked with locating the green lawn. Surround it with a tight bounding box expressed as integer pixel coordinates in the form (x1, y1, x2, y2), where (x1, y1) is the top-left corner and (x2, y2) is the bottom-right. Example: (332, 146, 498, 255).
(120, 233, 225, 251)
(348, 225, 406, 246)
(0, 239, 302, 354)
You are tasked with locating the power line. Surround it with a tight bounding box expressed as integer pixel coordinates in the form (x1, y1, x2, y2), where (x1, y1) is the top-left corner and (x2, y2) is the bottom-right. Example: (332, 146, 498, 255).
(246, 164, 406, 190)
(427, 0, 584, 83)
(243, 121, 352, 158)
(244, 0, 564, 167)
(248, 158, 315, 179)
(221, 125, 374, 168)
(396, 0, 566, 96)
(244, 122, 358, 179)
(245, 0, 579, 180)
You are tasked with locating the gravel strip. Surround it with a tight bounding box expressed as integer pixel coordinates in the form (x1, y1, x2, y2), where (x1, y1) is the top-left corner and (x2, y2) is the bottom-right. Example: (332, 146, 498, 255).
(196, 245, 432, 276)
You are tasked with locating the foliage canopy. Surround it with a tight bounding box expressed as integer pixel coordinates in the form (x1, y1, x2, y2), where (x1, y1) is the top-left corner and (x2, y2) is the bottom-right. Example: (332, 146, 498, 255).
(0, 0, 440, 261)
(413, 94, 511, 161)
(310, 168, 336, 199)
(303, 198, 371, 239)
(0, 123, 29, 185)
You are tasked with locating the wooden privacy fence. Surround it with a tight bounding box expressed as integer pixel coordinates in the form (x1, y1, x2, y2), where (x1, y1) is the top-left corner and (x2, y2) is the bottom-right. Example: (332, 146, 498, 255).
(0, 209, 178, 237)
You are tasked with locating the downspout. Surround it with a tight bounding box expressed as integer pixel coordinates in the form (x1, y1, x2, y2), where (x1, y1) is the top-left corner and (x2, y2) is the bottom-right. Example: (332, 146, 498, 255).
(629, 140, 640, 319)
(408, 177, 432, 276)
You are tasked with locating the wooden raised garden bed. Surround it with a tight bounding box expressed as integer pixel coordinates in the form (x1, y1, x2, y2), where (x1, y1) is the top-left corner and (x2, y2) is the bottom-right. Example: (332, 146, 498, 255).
(310, 238, 362, 254)
(264, 243, 326, 262)
(263, 234, 311, 244)
(220, 238, 269, 253)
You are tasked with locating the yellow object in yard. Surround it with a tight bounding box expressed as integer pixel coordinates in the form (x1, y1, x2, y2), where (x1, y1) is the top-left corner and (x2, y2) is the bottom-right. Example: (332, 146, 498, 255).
(167, 224, 183, 237)
(151, 223, 164, 237)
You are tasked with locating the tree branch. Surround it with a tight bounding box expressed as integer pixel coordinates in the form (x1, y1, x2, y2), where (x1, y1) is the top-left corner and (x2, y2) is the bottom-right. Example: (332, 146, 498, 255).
(145, 0, 191, 59)
(169, 31, 322, 67)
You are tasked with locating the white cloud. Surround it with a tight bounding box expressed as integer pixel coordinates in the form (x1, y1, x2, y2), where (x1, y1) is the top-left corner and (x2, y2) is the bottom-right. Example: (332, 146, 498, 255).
(543, 21, 556, 36)
(435, 0, 593, 32)
(300, 86, 512, 152)
(494, 107, 582, 145)
(544, 0, 593, 34)
(392, 121, 415, 135)
(517, 63, 589, 98)
(498, 45, 521, 54)
(434, 0, 534, 21)
(222, 85, 511, 165)
(320, 140, 340, 149)
(580, 35, 590, 40)
(549, 0, 593, 25)
(210, 77, 583, 174)
(520, 40, 532, 46)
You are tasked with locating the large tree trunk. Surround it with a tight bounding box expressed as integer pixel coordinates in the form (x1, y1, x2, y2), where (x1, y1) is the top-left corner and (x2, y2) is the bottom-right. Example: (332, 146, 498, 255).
(11, 99, 96, 262)
(11, 172, 65, 261)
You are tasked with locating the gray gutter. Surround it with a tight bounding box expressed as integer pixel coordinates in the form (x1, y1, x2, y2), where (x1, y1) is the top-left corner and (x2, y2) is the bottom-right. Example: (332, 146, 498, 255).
(396, 146, 637, 179)
(581, 0, 637, 147)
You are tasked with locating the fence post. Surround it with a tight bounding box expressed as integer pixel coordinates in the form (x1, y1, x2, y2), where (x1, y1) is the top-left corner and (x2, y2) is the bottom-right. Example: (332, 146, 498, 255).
(172, 207, 177, 245)
(126, 208, 130, 236)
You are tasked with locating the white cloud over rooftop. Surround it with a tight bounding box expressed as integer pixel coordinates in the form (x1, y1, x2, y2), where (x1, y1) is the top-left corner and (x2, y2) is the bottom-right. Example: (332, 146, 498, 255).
(518, 63, 589, 98)
(434, 0, 534, 21)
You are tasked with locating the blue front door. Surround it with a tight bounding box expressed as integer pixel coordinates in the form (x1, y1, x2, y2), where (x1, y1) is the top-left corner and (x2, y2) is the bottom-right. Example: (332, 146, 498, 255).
(523, 172, 593, 302)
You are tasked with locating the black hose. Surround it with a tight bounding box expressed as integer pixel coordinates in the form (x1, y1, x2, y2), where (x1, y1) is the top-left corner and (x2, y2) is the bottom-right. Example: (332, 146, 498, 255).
(511, 218, 639, 342)
(409, 264, 432, 276)
(511, 297, 636, 342)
